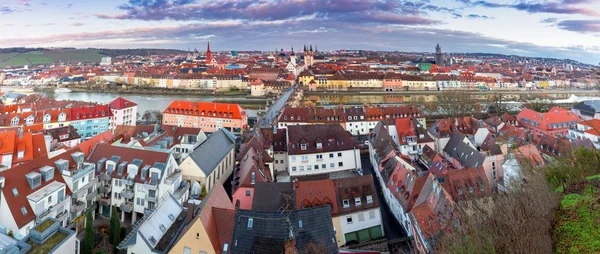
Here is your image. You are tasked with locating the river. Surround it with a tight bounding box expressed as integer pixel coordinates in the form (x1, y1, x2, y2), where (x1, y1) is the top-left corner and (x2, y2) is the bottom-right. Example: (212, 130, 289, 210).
(35, 91, 260, 118)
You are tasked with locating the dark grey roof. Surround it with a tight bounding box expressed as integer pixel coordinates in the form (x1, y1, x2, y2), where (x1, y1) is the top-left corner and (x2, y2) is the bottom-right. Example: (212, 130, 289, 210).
(231, 206, 338, 254)
(443, 131, 485, 168)
(573, 100, 600, 117)
(189, 128, 236, 175)
(252, 182, 295, 212)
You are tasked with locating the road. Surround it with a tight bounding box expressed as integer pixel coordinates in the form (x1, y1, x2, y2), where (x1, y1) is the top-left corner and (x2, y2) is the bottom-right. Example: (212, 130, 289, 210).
(257, 84, 296, 128)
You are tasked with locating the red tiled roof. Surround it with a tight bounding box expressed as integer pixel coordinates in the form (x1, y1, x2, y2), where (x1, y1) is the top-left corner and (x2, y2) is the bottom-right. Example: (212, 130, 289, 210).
(0, 149, 77, 228)
(88, 143, 170, 183)
(76, 130, 114, 156)
(199, 183, 234, 254)
(71, 105, 112, 120)
(295, 179, 339, 215)
(109, 97, 137, 110)
(163, 101, 245, 119)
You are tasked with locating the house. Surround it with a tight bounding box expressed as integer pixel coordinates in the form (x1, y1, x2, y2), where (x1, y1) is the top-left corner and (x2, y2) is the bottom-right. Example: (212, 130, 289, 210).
(181, 128, 236, 191)
(231, 138, 273, 210)
(0, 218, 77, 254)
(568, 118, 600, 148)
(0, 150, 78, 239)
(163, 101, 247, 133)
(44, 125, 81, 150)
(517, 107, 580, 137)
(230, 206, 338, 254)
(251, 182, 295, 212)
(572, 100, 600, 120)
(70, 105, 112, 140)
(109, 97, 138, 129)
(112, 125, 207, 163)
(295, 175, 384, 246)
(388, 118, 435, 160)
(0, 129, 47, 170)
(286, 124, 361, 178)
(169, 183, 235, 254)
(117, 194, 188, 254)
(89, 144, 188, 223)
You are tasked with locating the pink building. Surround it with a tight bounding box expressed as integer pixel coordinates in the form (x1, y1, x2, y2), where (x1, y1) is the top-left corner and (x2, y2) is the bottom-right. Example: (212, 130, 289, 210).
(109, 97, 137, 130)
(517, 106, 581, 137)
(383, 73, 403, 91)
(163, 100, 247, 133)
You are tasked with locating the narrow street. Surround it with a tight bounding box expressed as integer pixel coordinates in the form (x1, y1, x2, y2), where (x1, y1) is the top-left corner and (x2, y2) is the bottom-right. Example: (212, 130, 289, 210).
(361, 155, 413, 252)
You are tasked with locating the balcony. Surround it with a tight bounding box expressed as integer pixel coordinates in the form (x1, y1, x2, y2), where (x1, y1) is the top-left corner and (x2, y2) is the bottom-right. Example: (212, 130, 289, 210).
(120, 202, 133, 213)
(101, 173, 112, 181)
(121, 190, 134, 200)
(101, 185, 112, 194)
(165, 169, 182, 185)
(70, 201, 85, 214)
(406, 137, 417, 146)
(146, 195, 157, 202)
(73, 178, 97, 199)
(122, 179, 134, 186)
(86, 189, 97, 201)
(173, 181, 190, 201)
(99, 196, 111, 206)
(409, 149, 418, 154)
(36, 198, 68, 223)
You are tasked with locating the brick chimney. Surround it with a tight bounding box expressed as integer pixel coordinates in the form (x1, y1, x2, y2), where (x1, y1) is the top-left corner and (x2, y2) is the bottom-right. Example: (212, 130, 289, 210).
(284, 239, 297, 254)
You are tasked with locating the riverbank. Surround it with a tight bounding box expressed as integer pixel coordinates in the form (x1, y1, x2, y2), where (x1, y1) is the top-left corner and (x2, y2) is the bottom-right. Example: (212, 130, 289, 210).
(34, 86, 250, 97)
(303, 89, 600, 96)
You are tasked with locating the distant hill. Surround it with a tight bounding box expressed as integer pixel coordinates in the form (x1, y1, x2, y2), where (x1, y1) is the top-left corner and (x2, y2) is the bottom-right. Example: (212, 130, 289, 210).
(0, 48, 186, 68)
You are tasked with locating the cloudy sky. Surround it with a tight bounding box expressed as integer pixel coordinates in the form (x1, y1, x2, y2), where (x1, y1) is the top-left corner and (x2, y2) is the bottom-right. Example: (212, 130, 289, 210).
(1, 0, 600, 64)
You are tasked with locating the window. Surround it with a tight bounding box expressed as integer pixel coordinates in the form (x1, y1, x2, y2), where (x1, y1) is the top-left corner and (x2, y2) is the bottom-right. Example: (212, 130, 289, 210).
(369, 210, 376, 219)
(251, 172, 256, 184)
(355, 197, 362, 206)
(292, 166, 297, 172)
(159, 224, 166, 233)
(316, 142, 322, 149)
(314, 165, 319, 170)
(169, 214, 175, 221)
(298, 220, 303, 228)
(299, 166, 304, 171)
(329, 153, 334, 158)
(358, 213, 365, 222)
(291, 156, 296, 162)
(300, 144, 307, 150)
(246, 190, 251, 196)
(12, 188, 18, 197)
(21, 207, 27, 215)
(248, 218, 254, 228)
(366, 195, 373, 204)
(343, 199, 350, 208)
(322, 164, 326, 169)
(48, 196, 52, 203)
(338, 162, 344, 167)
(223, 243, 229, 252)
(346, 216, 353, 224)
(330, 163, 335, 168)
(183, 247, 191, 254)
(338, 152, 342, 157)
(307, 165, 312, 170)
(301, 155, 308, 161)
(316, 154, 323, 160)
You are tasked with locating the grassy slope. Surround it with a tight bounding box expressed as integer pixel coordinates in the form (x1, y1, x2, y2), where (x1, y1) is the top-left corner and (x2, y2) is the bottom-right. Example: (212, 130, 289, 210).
(553, 184, 600, 253)
(0, 49, 103, 68)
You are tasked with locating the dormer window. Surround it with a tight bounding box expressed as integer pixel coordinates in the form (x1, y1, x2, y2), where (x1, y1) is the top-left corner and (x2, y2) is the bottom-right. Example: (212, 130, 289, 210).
(251, 172, 256, 184)
(25, 172, 42, 189)
(355, 197, 362, 206)
(300, 144, 307, 150)
(366, 195, 373, 204)
(342, 199, 350, 208)
(316, 142, 322, 149)
(458, 188, 463, 195)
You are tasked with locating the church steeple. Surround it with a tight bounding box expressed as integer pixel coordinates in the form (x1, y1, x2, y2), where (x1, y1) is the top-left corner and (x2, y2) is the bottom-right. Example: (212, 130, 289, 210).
(206, 41, 212, 63)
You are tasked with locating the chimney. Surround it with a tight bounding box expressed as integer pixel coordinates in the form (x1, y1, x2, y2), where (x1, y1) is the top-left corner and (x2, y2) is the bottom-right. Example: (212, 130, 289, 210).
(184, 200, 198, 224)
(284, 239, 297, 254)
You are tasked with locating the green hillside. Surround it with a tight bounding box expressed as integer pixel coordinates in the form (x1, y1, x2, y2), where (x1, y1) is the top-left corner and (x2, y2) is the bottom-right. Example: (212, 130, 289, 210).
(0, 48, 186, 68)
(0, 49, 103, 68)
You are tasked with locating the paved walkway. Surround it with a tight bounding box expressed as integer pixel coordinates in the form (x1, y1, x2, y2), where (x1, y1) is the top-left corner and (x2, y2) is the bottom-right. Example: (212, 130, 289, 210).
(257, 84, 296, 128)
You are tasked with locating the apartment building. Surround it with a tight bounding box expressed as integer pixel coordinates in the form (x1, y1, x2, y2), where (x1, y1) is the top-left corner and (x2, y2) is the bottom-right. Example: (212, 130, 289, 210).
(70, 105, 112, 139)
(517, 106, 581, 137)
(163, 101, 247, 133)
(109, 97, 138, 129)
(89, 144, 188, 223)
(286, 124, 361, 177)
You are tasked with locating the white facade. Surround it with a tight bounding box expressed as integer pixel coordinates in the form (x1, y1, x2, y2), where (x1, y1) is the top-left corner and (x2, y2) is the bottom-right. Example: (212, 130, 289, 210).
(111, 106, 138, 129)
(288, 149, 361, 177)
(338, 207, 384, 244)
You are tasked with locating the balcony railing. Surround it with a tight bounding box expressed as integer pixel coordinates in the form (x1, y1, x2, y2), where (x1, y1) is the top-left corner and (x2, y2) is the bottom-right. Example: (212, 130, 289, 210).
(73, 178, 97, 200)
(173, 182, 190, 201)
(165, 169, 182, 185)
(121, 190, 134, 200)
(70, 201, 85, 214)
(101, 173, 112, 181)
(86, 189, 97, 201)
(36, 198, 68, 223)
(122, 179, 134, 186)
(101, 185, 112, 194)
(99, 196, 111, 206)
(120, 202, 133, 213)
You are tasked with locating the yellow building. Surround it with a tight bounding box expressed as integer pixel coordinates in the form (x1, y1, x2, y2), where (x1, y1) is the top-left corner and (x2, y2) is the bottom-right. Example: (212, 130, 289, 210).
(169, 183, 234, 254)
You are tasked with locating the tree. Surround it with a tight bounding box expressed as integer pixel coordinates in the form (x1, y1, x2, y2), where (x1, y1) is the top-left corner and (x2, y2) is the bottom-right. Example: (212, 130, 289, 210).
(120, 227, 127, 242)
(108, 206, 120, 245)
(431, 90, 483, 117)
(200, 185, 207, 199)
(142, 110, 152, 122)
(84, 209, 94, 254)
(151, 110, 163, 124)
(435, 172, 559, 253)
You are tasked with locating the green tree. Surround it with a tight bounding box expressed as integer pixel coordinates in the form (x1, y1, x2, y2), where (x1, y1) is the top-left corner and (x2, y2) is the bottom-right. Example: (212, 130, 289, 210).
(108, 206, 120, 245)
(200, 185, 207, 199)
(84, 209, 94, 254)
(120, 227, 127, 242)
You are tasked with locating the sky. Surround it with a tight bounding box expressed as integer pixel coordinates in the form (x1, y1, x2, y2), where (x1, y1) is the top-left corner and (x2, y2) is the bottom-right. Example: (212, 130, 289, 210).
(1, 0, 600, 64)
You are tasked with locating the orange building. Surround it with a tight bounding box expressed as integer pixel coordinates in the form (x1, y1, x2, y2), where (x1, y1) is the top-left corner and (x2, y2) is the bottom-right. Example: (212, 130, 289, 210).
(163, 100, 247, 133)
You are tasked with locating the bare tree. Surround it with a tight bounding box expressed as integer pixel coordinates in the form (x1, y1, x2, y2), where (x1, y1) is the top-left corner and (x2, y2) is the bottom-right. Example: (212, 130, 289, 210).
(435, 172, 559, 254)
